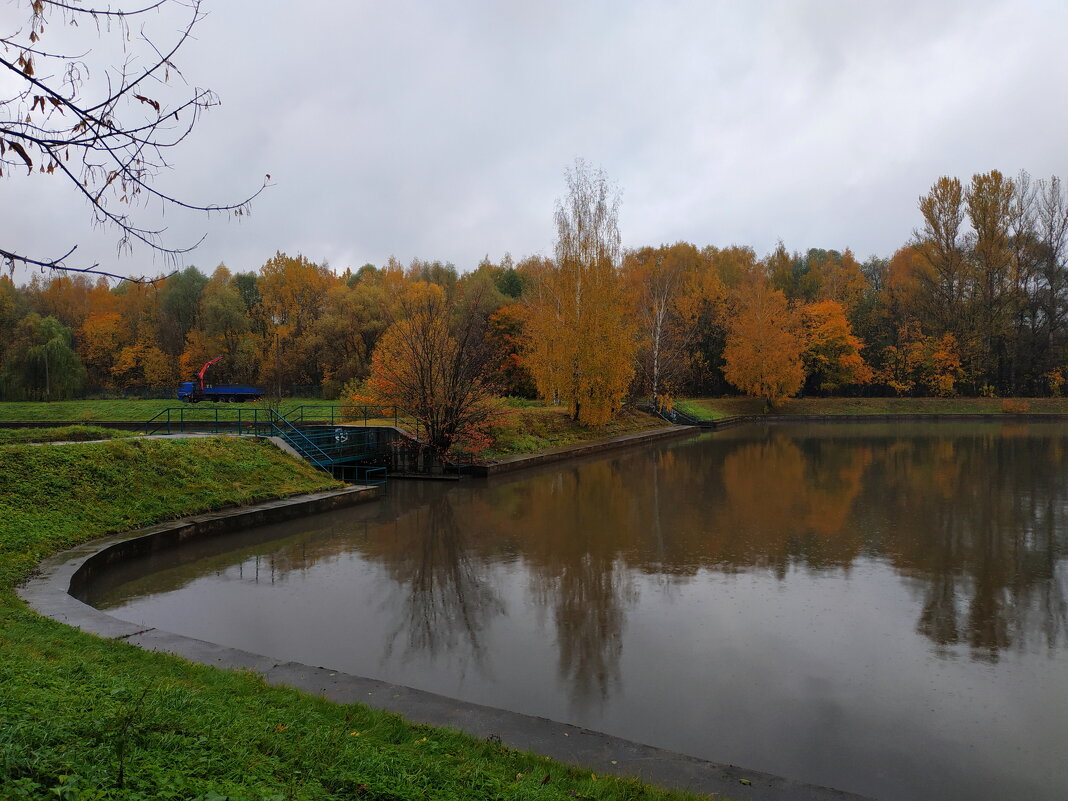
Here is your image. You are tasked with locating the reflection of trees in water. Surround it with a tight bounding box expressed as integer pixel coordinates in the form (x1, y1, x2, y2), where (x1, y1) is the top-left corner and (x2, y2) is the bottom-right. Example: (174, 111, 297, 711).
(870, 431, 1068, 660)
(272, 426, 1067, 692)
(533, 557, 635, 710)
(714, 433, 870, 575)
(370, 496, 504, 669)
(480, 459, 639, 712)
(655, 427, 1068, 660)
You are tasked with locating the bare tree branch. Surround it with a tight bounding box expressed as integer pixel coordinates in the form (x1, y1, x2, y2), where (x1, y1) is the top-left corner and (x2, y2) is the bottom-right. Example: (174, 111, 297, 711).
(1, 0, 268, 283)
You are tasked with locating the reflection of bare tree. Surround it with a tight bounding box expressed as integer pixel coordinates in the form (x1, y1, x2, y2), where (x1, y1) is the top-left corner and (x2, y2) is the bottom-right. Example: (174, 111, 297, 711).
(377, 496, 504, 668)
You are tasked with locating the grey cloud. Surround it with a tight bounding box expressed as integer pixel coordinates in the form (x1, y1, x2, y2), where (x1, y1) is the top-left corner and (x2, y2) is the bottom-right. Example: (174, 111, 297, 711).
(7, 0, 1068, 283)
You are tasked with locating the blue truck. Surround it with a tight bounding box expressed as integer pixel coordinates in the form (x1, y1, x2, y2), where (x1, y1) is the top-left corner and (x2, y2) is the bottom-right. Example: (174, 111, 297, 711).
(177, 356, 265, 403)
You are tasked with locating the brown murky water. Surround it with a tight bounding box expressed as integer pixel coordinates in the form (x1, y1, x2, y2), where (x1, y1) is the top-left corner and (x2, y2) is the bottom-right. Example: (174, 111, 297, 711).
(91, 423, 1068, 801)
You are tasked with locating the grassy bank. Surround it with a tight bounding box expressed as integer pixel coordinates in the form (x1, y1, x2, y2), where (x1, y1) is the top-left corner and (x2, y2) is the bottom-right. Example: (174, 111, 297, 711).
(0, 437, 702, 801)
(676, 396, 1068, 420)
(0, 397, 323, 422)
(0, 426, 134, 445)
(483, 405, 667, 458)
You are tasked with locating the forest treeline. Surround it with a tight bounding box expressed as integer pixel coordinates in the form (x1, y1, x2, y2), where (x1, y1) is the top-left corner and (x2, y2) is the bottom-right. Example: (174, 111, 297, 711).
(2, 168, 1067, 428)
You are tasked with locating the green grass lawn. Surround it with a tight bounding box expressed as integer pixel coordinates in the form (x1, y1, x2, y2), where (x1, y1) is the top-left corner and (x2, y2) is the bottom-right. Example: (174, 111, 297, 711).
(0, 397, 326, 422)
(675, 396, 1068, 420)
(0, 426, 134, 445)
(0, 436, 707, 801)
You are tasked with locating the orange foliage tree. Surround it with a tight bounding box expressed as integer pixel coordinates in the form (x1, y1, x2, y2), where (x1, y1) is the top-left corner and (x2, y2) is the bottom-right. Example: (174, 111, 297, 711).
(879, 323, 963, 396)
(811, 248, 868, 312)
(723, 280, 805, 407)
(485, 303, 536, 398)
(800, 299, 873, 392)
(524, 160, 636, 425)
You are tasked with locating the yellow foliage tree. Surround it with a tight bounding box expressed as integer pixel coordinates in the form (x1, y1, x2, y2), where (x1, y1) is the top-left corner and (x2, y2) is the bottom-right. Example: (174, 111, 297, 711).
(78, 312, 126, 386)
(111, 338, 175, 387)
(524, 160, 636, 425)
(812, 248, 867, 312)
(257, 252, 336, 392)
(723, 280, 805, 407)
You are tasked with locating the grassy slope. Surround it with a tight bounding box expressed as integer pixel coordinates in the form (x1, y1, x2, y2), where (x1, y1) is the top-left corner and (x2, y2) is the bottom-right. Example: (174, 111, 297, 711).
(676, 396, 1068, 420)
(0, 437, 703, 801)
(0, 426, 133, 445)
(484, 406, 666, 458)
(0, 397, 324, 422)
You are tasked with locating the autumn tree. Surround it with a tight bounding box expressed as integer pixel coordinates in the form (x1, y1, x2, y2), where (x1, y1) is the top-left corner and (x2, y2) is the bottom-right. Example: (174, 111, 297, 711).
(707, 244, 760, 289)
(29, 274, 98, 330)
(110, 337, 174, 387)
(484, 303, 536, 398)
(914, 176, 970, 337)
(1, 0, 266, 280)
(257, 252, 336, 393)
(965, 170, 1015, 388)
(624, 242, 719, 406)
(406, 259, 459, 300)
(79, 310, 127, 385)
(879, 323, 962, 397)
(196, 267, 254, 378)
(800, 299, 873, 393)
(524, 160, 636, 425)
(1034, 176, 1068, 370)
(764, 241, 795, 296)
(723, 280, 805, 408)
(683, 245, 755, 394)
(812, 249, 868, 313)
(365, 284, 501, 454)
(0, 276, 26, 347)
(308, 280, 388, 397)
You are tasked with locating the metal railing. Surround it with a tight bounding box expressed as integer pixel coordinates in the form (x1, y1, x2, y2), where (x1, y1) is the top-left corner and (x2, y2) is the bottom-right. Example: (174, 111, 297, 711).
(282, 404, 400, 427)
(143, 405, 278, 435)
(638, 402, 706, 426)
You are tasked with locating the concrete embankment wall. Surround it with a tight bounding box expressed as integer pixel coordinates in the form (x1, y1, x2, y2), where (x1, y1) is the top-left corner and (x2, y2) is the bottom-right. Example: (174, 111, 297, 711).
(63, 486, 382, 603)
(469, 425, 699, 477)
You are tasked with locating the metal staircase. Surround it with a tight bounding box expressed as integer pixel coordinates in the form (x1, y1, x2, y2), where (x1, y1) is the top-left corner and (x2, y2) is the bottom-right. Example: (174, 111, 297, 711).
(143, 406, 387, 485)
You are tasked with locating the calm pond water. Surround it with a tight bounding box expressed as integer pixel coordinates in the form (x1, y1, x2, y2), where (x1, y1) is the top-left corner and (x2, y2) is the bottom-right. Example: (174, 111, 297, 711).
(91, 423, 1068, 801)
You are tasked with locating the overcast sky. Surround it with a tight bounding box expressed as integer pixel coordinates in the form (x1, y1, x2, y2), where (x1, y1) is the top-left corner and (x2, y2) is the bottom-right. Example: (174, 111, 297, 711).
(6, 0, 1068, 282)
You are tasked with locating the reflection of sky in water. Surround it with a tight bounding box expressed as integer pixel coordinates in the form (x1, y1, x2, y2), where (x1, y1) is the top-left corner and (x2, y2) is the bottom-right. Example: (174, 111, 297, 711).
(94, 423, 1068, 801)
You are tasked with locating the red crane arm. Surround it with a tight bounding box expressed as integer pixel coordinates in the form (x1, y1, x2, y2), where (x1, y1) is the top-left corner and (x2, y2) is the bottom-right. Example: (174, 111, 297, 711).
(196, 356, 224, 389)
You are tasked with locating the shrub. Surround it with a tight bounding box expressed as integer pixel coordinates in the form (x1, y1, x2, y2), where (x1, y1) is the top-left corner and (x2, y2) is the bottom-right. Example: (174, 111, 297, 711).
(1000, 398, 1031, 414)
